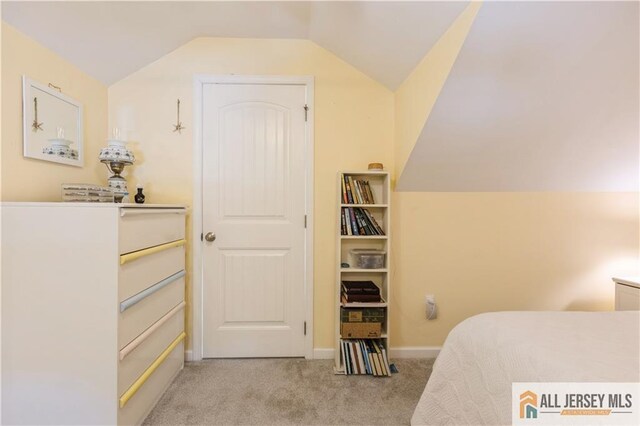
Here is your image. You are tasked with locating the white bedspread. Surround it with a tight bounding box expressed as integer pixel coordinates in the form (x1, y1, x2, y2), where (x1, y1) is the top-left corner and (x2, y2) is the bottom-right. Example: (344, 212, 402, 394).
(411, 311, 640, 426)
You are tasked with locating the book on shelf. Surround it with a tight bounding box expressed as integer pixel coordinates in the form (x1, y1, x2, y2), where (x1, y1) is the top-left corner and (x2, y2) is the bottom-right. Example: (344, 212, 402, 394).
(341, 280, 382, 303)
(340, 207, 384, 235)
(362, 209, 384, 235)
(342, 280, 380, 294)
(364, 181, 375, 204)
(342, 175, 376, 204)
(341, 294, 381, 303)
(347, 176, 359, 204)
(344, 175, 354, 204)
(340, 339, 390, 376)
(341, 175, 348, 204)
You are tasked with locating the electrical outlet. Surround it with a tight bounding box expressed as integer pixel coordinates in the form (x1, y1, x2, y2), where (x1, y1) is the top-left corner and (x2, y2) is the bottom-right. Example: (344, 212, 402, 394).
(426, 294, 437, 320)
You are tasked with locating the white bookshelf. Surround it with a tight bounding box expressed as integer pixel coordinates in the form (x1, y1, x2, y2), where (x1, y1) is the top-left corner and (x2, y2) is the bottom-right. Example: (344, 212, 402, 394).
(334, 171, 391, 375)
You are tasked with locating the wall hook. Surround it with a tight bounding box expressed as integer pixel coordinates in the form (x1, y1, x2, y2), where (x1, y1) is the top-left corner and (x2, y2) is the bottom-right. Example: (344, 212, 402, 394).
(173, 98, 185, 134)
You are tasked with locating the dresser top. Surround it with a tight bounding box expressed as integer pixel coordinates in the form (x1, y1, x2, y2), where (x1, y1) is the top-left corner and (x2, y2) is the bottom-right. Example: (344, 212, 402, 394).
(1, 202, 187, 209)
(612, 277, 640, 288)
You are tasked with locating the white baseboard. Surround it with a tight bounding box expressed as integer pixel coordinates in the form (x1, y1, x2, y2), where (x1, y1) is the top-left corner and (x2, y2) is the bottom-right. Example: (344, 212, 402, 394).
(313, 346, 440, 359)
(184, 349, 194, 362)
(389, 346, 441, 358)
(312, 348, 335, 359)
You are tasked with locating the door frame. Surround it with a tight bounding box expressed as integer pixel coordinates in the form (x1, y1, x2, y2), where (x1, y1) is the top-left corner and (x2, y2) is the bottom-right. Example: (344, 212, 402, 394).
(192, 75, 315, 361)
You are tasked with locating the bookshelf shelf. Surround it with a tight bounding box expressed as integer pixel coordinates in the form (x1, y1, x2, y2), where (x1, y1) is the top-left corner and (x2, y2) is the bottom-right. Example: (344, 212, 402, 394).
(340, 235, 388, 240)
(340, 204, 388, 208)
(340, 301, 388, 308)
(335, 170, 391, 376)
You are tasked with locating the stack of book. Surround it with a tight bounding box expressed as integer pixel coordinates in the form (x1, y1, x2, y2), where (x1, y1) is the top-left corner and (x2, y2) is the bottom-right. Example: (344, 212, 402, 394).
(341, 280, 381, 303)
(341, 207, 384, 236)
(341, 176, 376, 204)
(340, 339, 391, 376)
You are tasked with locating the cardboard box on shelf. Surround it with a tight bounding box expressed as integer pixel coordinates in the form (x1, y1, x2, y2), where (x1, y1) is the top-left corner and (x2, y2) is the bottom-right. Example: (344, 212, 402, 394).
(341, 322, 382, 339)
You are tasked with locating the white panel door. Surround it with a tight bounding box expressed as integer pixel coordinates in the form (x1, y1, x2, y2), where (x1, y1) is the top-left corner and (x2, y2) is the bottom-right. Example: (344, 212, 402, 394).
(202, 82, 307, 357)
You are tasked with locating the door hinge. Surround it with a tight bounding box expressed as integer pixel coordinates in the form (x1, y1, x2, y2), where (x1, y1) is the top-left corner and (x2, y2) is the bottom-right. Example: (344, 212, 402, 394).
(200, 232, 203, 242)
(304, 214, 307, 228)
(304, 104, 309, 122)
(304, 321, 307, 335)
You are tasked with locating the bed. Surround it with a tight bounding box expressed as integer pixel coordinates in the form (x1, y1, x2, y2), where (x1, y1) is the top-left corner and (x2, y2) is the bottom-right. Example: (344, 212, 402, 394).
(411, 311, 640, 425)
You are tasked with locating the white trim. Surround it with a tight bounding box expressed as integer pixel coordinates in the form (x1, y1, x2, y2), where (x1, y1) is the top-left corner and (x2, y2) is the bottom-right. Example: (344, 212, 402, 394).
(313, 348, 335, 359)
(184, 350, 194, 362)
(192, 75, 315, 361)
(389, 346, 441, 358)
(192, 77, 204, 362)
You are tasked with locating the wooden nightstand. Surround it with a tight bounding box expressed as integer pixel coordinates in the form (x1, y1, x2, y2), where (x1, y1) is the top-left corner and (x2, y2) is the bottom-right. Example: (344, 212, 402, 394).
(613, 277, 640, 311)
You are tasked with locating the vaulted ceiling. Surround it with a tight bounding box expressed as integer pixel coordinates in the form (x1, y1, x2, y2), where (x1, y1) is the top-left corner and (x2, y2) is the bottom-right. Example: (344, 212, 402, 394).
(397, 0, 639, 191)
(1, 1, 467, 89)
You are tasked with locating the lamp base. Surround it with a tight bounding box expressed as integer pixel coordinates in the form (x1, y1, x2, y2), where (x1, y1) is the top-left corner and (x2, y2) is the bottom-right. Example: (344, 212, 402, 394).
(107, 176, 128, 203)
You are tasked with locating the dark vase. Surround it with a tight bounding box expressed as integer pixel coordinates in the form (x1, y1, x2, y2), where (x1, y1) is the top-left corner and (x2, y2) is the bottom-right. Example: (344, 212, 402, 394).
(134, 187, 145, 204)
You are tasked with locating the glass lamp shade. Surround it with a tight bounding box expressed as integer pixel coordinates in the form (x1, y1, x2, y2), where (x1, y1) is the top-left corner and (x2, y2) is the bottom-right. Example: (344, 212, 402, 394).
(98, 139, 135, 165)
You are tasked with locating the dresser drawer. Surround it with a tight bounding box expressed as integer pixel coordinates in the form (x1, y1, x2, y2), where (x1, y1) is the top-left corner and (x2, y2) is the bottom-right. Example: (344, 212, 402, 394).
(119, 208, 185, 255)
(118, 305, 184, 395)
(119, 245, 185, 302)
(119, 276, 184, 349)
(118, 339, 184, 425)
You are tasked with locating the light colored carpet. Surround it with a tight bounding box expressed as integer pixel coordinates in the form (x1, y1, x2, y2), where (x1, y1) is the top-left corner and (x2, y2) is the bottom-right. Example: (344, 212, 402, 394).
(143, 358, 434, 425)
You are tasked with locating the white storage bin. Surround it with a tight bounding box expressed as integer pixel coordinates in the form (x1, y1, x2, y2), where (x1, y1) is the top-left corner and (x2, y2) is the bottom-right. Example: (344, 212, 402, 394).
(350, 249, 386, 269)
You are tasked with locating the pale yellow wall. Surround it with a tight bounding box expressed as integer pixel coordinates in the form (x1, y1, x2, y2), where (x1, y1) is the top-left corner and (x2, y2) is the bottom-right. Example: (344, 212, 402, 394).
(390, 192, 639, 346)
(107, 37, 395, 350)
(1, 22, 108, 201)
(394, 2, 481, 180)
(391, 2, 639, 347)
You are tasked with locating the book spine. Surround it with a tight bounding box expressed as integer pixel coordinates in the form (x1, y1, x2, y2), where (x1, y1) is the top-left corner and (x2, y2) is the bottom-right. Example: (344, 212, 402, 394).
(360, 340, 371, 374)
(348, 207, 359, 235)
(369, 341, 381, 376)
(349, 177, 358, 203)
(381, 347, 391, 377)
(363, 209, 383, 235)
(344, 208, 352, 235)
(355, 180, 364, 204)
(341, 175, 348, 204)
(341, 341, 346, 374)
(357, 208, 375, 235)
(351, 341, 361, 374)
(354, 209, 368, 235)
(344, 341, 352, 374)
(365, 181, 375, 204)
(360, 180, 373, 204)
(355, 342, 365, 375)
(340, 208, 346, 235)
(373, 340, 388, 376)
(340, 340, 347, 373)
(344, 175, 354, 204)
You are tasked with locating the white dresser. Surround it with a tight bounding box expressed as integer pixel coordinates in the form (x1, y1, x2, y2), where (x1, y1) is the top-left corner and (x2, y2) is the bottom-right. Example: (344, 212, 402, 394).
(1, 202, 187, 425)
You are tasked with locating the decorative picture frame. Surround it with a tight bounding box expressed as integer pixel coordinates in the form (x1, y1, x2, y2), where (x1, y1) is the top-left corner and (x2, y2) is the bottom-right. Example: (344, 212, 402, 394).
(22, 75, 84, 167)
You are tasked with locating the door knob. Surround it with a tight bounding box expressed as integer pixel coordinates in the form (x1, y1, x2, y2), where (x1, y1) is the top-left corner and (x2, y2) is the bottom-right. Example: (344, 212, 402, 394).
(204, 232, 216, 242)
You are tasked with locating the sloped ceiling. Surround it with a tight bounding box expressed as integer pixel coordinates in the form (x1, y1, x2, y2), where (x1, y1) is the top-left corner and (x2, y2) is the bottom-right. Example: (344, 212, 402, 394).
(398, 1, 639, 191)
(1, 1, 467, 89)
